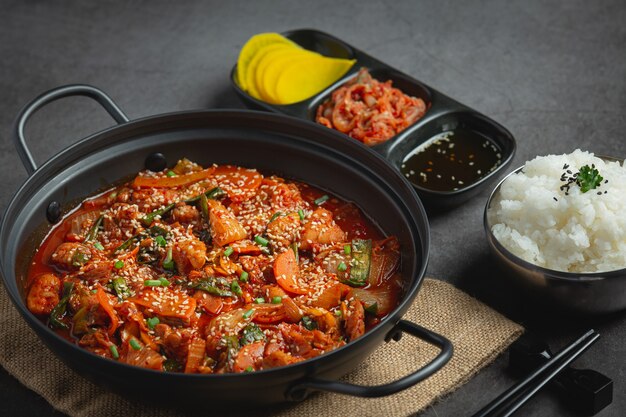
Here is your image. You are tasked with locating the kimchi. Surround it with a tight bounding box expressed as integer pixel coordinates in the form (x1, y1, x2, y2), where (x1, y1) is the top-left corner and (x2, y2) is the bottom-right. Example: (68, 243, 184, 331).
(316, 68, 427, 146)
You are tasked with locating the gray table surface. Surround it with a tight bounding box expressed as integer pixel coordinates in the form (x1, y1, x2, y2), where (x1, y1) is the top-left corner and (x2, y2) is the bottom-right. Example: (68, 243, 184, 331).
(1, 0, 624, 416)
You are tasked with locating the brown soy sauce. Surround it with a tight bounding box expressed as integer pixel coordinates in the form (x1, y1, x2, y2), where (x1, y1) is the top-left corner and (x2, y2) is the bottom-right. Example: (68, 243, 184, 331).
(401, 128, 502, 191)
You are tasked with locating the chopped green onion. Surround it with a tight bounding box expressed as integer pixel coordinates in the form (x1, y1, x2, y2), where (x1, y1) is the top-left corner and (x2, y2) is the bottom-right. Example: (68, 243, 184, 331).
(155, 235, 167, 247)
(314, 195, 329, 205)
(141, 203, 175, 227)
(271, 296, 282, 304)
(254, 297, 265, 304)
(129, 338, 142, 351)
(269, 211, 282, 223)
(185, 187, 226, 204)
(114, 260, 124, 269)
(83, 215, 104, 242)
(301, 316, 317, 330)
(243, 309, 254, 319)
(200, 193, 210, 223)
(254, 235, 269, 247)
(144, 279, 162, 287)
(344, 244, 351, 255)
(292, 242, 299, 262)
(109, 345, 119, 359)
(337, 262, 347, 272)
(239, 271, 249, 282)
(112, 277, 131, 300)
(334, 309, 342, 317)
(162, 247, 174, 271)
(231, 280, 243, 296)
(166, 170, 176, 177)
(223, 246, 234, 257)
(298, 209, 305, 220)
(141, 187, 224, 227)
(146, 317, 160, 330)
(245, 366, 254, 372)
(159, 277, 171, 287)
(93, 242, 105, 251)
(345, 239, 372, 287)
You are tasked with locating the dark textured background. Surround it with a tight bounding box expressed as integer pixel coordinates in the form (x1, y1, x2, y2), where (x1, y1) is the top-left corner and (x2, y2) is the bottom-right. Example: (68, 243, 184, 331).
(1, 0, 625, 416)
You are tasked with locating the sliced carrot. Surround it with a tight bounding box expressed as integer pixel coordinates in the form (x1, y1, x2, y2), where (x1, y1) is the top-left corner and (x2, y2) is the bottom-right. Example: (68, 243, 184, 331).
(207, 199, 247, 246)
(196, 292, 224, 315)
(251, 304, 287, 324)
(184, 337, 207, 373)
(233, 341, 265, 372)
(274, 249, 306, 295)
(133, 167, 215, 188)
(231, 240, 263, 256)
(212, 165, 263, 190)
(96, 286, 119, 336)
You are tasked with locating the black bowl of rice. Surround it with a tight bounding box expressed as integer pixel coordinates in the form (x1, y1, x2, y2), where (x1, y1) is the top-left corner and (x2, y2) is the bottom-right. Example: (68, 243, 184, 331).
(484, 150, 626, 314)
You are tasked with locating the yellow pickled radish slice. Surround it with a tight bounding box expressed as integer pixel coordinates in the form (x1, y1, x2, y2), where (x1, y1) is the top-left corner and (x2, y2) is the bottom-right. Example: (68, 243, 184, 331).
(254, 47, 317, 102)
(245, 43, 292, 100)
(263, 50, 323, 103)
(274, 56, 356, 104)
(236, 33, 296, 91)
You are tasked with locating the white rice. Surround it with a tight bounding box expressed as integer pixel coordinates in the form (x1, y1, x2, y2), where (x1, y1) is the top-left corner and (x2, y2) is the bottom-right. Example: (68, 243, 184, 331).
(488, 149, 626, 273)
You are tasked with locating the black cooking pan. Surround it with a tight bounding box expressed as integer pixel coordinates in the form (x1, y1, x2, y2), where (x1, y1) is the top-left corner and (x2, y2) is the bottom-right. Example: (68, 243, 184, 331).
(1, 85, 452, 408)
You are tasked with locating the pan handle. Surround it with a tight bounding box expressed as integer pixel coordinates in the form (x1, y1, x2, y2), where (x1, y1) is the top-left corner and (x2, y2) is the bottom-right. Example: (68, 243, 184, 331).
(12, 84, 129, 175)
(286, 319, 453, 400)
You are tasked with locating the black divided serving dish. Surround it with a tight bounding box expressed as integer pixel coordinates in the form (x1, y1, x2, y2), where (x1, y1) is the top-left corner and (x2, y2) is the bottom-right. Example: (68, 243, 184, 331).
(231, 29, 517, 209)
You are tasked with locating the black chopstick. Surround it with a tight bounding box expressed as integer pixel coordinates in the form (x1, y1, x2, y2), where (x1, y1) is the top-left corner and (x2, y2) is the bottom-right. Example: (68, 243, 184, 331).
(471, 329, 600, 417)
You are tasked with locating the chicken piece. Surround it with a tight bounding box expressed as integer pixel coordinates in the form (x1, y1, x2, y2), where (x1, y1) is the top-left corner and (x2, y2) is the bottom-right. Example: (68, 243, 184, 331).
(155, 323, 193, 364)
(68, 281, 97, 313)
(239, 255, 272, 284)
(270, 182, 304, 212)
(170, 203, 200, 225)
(279, 323, 338, 359)
(172, 237, 207, 274)
(103, 203, 141, 242)
(130, 188, 177, 212)
(344, 299, 365, 341)
(50, 242, 92, 270)
(68, 282, 110, 335)
(26, 273, 61, 315)
(77, 329, 111, 356)
(207, 199, 247, 246)
(299, 208, 346, 250)
(266, 212, 301, 251)
(79, 260, 114, 283)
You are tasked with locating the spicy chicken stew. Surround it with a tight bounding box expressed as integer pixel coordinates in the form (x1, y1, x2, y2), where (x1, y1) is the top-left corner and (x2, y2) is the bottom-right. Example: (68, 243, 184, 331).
(25, 159, 402, 374)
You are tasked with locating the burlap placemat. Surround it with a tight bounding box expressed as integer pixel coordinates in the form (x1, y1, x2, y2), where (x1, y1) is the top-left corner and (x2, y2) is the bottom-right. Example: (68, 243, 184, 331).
(0, 278, 523, 417)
